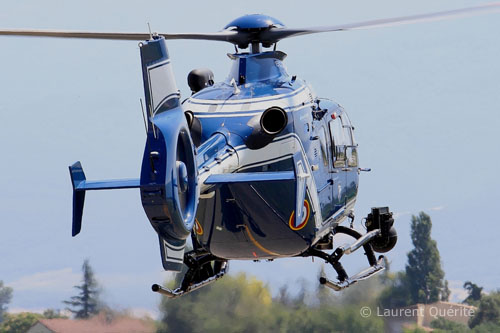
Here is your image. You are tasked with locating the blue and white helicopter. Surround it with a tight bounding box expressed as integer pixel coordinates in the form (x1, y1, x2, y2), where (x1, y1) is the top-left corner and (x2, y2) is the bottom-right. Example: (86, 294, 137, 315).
(2, 3, 498, 298)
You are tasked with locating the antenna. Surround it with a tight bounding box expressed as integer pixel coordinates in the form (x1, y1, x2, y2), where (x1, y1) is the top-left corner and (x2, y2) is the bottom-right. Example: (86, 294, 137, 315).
(148, 102, 157, 139)
(139, 99, 148, 135)
(229, 78, 240, 95)
(147, 23, 153, 40)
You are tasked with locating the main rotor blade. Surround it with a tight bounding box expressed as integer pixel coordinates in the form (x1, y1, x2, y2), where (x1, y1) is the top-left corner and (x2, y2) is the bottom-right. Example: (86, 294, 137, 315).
(0, 30, 151, 40)
(0, 29, 239, 42)
(2, 2, 499, 46)
(261, 2, 500, 42)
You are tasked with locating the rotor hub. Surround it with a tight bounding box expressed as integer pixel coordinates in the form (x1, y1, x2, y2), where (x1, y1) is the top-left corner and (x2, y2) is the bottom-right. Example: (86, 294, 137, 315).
(224, 15, 286, 51)
(224, 14, 285, 31)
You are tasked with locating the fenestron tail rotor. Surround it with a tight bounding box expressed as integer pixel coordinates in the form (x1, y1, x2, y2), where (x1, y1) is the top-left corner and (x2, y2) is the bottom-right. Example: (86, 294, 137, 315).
(1, 2, 499, 47)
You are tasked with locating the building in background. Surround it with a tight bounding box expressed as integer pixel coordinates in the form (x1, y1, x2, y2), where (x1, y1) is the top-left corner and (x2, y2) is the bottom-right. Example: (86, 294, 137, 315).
(27, 314, 155, 333)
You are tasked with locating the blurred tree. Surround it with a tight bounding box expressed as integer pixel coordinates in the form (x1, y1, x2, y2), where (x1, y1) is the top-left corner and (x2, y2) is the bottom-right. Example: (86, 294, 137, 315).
(463, 281, 483, 306)
(402, 326, 428, 333)
(0, 281, 13, 323)
(158, 271, 386, 332)
(430, 317, 469, 332)
(316, 265, 330, 306)
(339, 274, 384, 306)
(0, 312, 42, 333)
(469, 291, 500, 329)
(378, 271, 412, 308)
(274, 285, 294, 307)
(406, 212, 448, 304)
(471, 322, 500, 332)
(158, 273, 275, 333)
(282, 304, 384, 333)
(42, 309, 68, 319)
(63, 259, 102, 319)
(441, 280, 451, 302)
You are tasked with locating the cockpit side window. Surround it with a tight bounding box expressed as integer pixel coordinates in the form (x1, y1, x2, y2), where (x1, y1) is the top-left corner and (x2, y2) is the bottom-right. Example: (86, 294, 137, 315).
(340, 115, 353, 146)
(339, 114, 358, 168)
(319, 127, 329, 167)
(347, 146, 358, 168)
(341, 112, 356, 145)
(328, 118, 346, 168)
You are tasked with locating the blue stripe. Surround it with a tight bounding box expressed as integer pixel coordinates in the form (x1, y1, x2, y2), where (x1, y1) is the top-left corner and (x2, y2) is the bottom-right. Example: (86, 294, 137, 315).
(205, 171, 295, 184)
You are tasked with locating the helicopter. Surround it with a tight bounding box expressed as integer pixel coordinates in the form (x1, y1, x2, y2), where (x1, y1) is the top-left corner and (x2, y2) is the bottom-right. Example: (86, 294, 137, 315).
(1, 3, 499, 299)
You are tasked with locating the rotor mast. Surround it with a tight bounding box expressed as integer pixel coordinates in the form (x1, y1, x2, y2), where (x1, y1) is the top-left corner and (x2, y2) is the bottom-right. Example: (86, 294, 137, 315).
(250, 42, 261, 53)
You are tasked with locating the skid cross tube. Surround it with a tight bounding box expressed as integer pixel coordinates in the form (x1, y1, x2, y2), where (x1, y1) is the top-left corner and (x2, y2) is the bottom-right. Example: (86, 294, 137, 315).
(301, 224, 381, 289)
(334, 226, 378, 266)
(343, 229, 381, 254)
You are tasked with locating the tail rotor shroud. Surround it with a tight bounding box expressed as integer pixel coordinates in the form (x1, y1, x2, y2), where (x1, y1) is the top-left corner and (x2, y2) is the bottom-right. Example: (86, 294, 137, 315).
(138, 37, 199, 272)
(68, 37, 199, 272)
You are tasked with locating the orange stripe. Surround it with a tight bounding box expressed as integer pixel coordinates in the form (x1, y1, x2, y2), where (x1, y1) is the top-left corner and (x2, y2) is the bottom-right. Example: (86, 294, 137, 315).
(288, 200, 310, 231)
(194, 219, 204, 235)
(243, 225, 281, 256)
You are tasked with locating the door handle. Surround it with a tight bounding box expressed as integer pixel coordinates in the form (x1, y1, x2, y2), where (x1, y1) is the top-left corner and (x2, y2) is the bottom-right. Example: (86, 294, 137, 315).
(317, 179, 334, 193)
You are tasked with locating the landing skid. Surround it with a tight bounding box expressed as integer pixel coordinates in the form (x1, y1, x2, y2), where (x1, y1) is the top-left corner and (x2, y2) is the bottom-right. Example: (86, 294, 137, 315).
(304, 207, 396, 292)
(320, 255, 385, 291)
(303, 226, 385, 292)
(152, 251, 228, 299)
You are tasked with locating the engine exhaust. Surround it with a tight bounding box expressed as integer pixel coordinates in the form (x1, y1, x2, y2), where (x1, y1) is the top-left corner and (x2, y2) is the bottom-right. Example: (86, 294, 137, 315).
(260, 106, 288, 135)
(245, 106, 288, 149)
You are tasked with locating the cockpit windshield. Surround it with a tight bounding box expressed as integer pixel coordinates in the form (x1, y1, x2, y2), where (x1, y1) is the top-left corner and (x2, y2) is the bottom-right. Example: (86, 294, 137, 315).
(226, 51, 289, 84)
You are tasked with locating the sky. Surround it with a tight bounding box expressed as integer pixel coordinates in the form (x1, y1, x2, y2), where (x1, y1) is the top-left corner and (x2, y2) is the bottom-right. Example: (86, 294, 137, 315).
(1, 0, 499, 317)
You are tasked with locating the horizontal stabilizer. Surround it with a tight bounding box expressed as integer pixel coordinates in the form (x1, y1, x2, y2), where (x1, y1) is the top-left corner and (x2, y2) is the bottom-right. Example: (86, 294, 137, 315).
(69, 161, 140, 236)
(73, 178, 140, 191)
(204, 171, 294, 184)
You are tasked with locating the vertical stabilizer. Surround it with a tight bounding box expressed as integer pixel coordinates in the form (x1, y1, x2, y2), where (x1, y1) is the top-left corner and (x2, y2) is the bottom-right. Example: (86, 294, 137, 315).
(139, 36, 181, 124)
